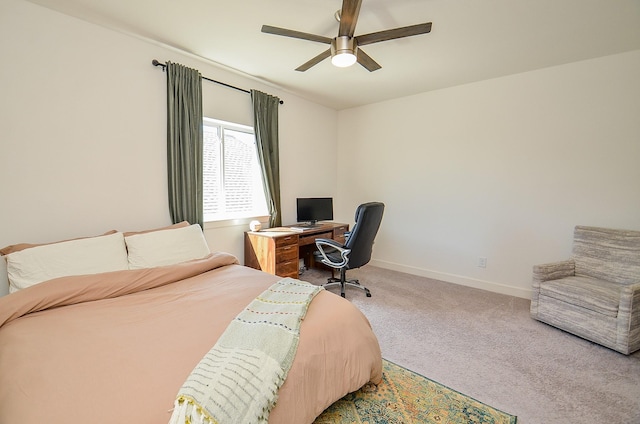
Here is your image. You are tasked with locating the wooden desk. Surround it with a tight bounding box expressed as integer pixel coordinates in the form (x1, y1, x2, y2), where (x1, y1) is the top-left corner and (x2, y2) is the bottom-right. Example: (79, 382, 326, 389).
(244, 222, 348, 279)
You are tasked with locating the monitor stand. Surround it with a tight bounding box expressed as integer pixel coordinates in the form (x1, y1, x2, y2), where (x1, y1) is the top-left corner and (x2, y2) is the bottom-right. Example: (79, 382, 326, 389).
(290, 221, 320, 230)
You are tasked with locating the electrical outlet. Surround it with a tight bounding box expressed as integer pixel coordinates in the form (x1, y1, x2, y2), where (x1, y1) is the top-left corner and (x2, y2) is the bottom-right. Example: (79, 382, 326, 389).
(478, 257, 487, 268)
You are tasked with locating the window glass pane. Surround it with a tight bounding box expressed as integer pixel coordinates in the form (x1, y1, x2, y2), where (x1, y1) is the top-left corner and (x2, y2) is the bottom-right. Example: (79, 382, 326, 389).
(203, 119, 268, 222)
(224, 129, 259, 214)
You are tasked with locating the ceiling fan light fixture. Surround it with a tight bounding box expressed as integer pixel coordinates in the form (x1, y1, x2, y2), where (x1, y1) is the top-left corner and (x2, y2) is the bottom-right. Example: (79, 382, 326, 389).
(331, 52, 357, 67)
(331, 36, 357, 67)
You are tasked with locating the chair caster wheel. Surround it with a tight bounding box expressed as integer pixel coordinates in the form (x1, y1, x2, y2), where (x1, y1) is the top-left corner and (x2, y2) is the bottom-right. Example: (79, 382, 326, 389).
(341, 293, 346, 298)
(366, 293, 372, 297)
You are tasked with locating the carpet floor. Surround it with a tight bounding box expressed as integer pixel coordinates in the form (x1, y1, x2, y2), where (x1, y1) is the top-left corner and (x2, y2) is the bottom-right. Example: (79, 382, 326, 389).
(299, 266, 640, 424)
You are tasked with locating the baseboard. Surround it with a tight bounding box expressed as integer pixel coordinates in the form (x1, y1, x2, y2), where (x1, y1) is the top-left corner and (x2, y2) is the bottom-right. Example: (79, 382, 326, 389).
(368, 259, 532, 299)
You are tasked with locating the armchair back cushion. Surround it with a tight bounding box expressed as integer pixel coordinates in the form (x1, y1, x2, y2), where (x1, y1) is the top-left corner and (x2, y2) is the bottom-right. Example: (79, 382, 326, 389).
(573, 226, 640, 284)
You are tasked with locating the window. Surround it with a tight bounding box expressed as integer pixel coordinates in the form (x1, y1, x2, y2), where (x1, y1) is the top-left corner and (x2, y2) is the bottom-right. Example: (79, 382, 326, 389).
(203, 118, 268, 222)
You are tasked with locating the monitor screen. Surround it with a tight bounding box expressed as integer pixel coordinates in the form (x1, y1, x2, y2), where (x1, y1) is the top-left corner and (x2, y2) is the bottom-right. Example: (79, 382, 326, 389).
(296, 197, 333, 223)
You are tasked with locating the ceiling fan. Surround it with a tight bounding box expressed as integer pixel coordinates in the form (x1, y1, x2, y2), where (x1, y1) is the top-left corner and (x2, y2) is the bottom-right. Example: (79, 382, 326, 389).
(261, 0, 432, 72)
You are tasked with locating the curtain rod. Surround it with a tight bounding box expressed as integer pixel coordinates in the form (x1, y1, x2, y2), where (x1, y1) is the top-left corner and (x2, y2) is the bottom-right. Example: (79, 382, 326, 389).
(152, 60, 283, 104)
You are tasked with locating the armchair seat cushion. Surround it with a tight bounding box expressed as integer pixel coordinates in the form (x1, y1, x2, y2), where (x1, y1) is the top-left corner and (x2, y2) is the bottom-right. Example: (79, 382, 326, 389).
(539, 276, 621, 317)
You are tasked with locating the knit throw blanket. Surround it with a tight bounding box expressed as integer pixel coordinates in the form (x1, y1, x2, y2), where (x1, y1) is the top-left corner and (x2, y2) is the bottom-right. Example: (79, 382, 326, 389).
(168, 278, 323, 424)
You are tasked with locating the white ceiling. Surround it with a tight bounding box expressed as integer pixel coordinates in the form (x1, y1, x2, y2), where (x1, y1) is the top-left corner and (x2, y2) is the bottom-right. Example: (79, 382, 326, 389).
(25, 0, 640, 110)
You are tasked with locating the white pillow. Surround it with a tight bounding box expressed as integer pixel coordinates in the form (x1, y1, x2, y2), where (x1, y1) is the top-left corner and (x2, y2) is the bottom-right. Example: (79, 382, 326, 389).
(6, 232, 129, 293)
(125, 224, 210, 269)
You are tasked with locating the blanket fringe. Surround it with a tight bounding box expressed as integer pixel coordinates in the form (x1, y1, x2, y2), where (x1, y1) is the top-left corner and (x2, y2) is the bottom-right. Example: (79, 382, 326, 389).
(169, 396, 218, 424)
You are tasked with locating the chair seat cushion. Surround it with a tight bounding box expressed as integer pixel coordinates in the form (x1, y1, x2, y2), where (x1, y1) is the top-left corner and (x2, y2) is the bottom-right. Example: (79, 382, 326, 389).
(539, 276, 621, 317)
(313, 247, 344, 268)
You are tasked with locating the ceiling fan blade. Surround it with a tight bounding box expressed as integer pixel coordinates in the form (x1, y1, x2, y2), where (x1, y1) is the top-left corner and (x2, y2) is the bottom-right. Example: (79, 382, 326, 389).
(295, 49, 331, 72)
(261, 25, 332, 44)
(356, 48, 382, 72)
(338, 0, 362, 37)
(356, 22, 432, 46)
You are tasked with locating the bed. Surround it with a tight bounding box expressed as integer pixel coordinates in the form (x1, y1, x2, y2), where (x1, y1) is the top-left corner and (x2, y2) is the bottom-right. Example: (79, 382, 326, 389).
(0, 222, 382, 424)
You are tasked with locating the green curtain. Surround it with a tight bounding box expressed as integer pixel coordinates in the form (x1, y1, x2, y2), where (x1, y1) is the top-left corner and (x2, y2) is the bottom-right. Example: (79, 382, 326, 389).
(251, 90, 282, 228)
(166, 62, 203, 227)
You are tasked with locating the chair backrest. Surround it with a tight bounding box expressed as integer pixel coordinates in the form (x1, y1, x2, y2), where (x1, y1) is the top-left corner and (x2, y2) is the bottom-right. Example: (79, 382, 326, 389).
(344, 202, 385, 269)
(573, 225, 640, 284)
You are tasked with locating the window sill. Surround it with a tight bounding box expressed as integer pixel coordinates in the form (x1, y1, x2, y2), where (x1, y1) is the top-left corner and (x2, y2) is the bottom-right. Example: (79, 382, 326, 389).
(203, 215, 270, 230)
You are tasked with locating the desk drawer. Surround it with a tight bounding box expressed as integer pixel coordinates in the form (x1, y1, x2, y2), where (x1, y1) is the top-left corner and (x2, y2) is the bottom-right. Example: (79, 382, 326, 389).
(275, 235, 298, 247)
(276, 259, 298, 277)
(299, 231, 333, 246)
(277, 244, 298, 262)
(334, 225, 348, 237)
(334, 225, 348, 244)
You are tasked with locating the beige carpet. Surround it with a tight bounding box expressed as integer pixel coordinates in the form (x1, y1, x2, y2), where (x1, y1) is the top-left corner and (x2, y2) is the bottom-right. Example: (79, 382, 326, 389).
(299, 266, 640, 424)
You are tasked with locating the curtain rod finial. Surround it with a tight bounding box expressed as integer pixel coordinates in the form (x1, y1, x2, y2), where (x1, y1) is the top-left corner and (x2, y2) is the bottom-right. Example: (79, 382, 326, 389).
(152, 59, 166, 71)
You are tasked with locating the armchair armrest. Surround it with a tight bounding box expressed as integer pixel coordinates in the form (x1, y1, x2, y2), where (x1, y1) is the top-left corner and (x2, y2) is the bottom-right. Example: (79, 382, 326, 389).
(619, 282, 640, 353)
(620, 281, 640, 307)
(530, 259, 576, 317)
(533, 259, 575, 284)
(315, 238, 350, 269)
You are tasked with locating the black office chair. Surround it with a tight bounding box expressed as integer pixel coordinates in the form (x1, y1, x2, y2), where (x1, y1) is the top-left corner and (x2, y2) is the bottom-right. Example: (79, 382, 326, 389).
(314, 202, 385, 298)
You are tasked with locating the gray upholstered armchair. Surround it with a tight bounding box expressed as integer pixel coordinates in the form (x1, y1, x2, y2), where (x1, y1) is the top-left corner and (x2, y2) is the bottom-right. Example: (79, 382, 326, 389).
(530, 226, 640, 355)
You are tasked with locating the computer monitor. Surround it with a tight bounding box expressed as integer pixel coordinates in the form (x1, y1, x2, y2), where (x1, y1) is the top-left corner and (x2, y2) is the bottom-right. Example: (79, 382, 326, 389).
(296, 197, 333, 224)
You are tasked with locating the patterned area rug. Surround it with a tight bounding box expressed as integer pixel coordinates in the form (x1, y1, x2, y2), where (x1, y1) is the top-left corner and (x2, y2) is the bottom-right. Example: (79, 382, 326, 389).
(314, 359, 517, 424)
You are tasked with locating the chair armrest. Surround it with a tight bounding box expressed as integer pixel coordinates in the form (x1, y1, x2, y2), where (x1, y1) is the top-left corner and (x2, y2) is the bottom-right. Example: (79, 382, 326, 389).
(315, 238, 350, 269)
(315, 238, 342, 249)
(533, 259, 575, 284)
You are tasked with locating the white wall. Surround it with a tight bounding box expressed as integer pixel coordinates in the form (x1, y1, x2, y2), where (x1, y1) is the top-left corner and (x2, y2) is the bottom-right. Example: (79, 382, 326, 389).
(336, 50, 640, 298)
(0, 0, 338, 296)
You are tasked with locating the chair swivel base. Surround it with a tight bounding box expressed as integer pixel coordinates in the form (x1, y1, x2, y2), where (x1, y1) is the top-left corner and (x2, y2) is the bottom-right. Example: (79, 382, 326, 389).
(323, 277, 372, 298)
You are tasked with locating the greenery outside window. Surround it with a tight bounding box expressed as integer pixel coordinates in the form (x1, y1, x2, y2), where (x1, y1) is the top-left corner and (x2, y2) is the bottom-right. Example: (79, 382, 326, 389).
(203, 118, 268, 222)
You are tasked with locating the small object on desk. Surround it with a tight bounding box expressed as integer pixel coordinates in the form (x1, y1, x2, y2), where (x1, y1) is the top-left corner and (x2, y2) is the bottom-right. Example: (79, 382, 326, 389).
(249, 220, 262, 231)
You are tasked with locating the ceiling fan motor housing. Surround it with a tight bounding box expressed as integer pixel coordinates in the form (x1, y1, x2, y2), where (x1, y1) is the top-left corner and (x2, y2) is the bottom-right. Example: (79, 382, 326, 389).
(331, 36, 358, 67)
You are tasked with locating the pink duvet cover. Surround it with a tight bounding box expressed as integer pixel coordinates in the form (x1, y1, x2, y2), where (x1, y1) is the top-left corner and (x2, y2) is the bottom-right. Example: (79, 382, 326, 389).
(0, 252, 382, 423)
